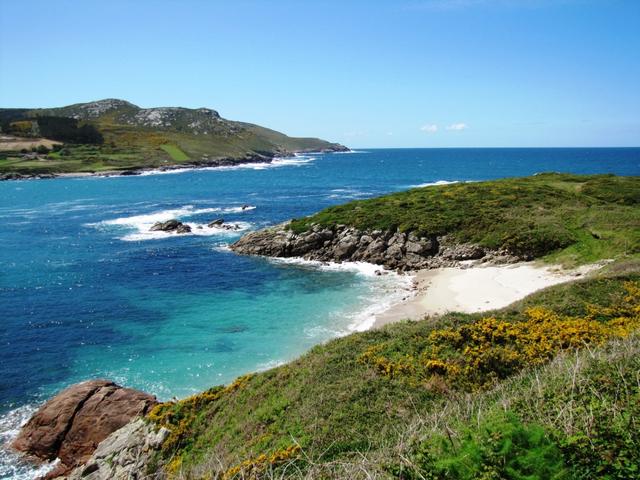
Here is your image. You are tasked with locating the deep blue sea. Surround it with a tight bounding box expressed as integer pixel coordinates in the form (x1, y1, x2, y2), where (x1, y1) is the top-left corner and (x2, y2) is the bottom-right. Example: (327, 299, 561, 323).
(1, 148, 639, 478)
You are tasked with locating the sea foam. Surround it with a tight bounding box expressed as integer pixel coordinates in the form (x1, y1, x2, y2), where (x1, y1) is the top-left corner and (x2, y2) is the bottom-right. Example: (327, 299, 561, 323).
(123, 155, 317, 177)
(0, 405, 58, 480)
(410, 179, 459, 188)
(266, 257, 414, 332)
(88, 205, 255, 241)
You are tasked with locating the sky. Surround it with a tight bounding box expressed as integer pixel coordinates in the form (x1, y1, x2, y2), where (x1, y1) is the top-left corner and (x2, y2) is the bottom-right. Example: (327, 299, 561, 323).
(1, 0, 639, 148)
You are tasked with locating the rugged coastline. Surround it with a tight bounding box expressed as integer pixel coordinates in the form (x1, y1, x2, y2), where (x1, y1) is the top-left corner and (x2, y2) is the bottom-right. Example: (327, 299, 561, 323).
(231, 221, 520, 271)
(6, 173, 640, 479)
(0, 149, 348, 181)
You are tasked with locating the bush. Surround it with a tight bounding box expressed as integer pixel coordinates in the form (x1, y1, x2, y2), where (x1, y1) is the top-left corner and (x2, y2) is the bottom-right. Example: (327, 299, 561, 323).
(411, 414, 568, 480)
(35, 116, 103, 144)
(359, 281, 640, 390)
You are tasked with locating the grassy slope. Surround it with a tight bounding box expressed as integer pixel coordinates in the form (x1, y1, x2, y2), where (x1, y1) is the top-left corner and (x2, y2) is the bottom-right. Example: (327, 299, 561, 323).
(149, 261, 640, 479)
(0, 105, 345, 175)
(139, 175, 640, 479)
(290, 173, 640, 266)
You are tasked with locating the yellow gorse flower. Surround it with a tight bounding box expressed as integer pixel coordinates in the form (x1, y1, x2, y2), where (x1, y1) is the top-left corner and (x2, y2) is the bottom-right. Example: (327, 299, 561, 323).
(359, 281, 640, 390)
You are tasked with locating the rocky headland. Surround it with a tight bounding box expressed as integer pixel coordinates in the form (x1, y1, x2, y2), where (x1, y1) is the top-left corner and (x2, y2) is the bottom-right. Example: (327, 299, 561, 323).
(231, 222, 519, 271)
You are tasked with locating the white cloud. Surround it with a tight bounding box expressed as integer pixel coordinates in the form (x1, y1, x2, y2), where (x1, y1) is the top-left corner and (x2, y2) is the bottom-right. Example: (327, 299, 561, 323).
(420, 124, 438, 133)
(446, 123, 468, 131)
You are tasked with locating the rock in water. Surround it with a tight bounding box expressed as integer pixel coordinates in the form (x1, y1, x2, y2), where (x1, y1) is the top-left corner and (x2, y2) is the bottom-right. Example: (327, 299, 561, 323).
(175, 223, 192, 234)
(208, 218, 224, 227)
(12, 379, 157, 478)
(149, 219, 191, 234)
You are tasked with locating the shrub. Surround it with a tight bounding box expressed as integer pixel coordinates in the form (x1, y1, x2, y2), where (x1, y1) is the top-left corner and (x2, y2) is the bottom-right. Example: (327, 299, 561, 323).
(411, 414, 569, 480)
(360, 281, 640, 390)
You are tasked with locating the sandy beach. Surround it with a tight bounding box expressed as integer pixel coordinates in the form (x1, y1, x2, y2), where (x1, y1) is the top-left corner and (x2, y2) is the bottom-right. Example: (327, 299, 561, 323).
(374, 262, 603, 328)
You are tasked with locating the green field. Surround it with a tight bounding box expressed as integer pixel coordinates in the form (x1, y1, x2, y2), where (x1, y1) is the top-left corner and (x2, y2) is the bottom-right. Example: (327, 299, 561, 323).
(0, 99, 346, 176)
(160, 144, 190, 161)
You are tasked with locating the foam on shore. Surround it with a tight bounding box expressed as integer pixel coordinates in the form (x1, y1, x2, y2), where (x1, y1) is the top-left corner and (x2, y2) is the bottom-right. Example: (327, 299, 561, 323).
(128, 155, 317, 176)
(266, 257, 413, 332)
(0, 404, 58, 480)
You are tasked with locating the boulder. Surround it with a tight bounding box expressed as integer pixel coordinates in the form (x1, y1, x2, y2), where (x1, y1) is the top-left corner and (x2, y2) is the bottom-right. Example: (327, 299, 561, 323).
(208, 218, 224, 227)
(334, 235, 359, 260)
(12, 379, 157, 478)
(149, 219, 191, 234)
(66, 419, 169, 480)
(175, 223, 192, 234)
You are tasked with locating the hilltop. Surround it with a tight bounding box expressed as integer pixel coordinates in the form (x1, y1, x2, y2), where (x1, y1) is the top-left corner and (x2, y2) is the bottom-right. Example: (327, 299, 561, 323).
(0, 99, 347, 178)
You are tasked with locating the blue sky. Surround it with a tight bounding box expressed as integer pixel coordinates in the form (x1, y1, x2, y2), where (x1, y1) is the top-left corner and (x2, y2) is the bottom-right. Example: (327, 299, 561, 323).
(1, 0, 638, 147)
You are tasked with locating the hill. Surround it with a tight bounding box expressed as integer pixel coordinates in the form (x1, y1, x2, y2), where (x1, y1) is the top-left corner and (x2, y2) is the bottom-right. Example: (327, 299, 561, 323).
(0, 99, 347, 177)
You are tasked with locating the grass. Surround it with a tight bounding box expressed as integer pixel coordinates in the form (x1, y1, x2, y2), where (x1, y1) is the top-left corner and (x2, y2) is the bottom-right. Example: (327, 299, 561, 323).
(146, 263, 640, 479)
(160, 144, 190, 161)
(289, 173, 640, 266)
(0, 100, 345, 175)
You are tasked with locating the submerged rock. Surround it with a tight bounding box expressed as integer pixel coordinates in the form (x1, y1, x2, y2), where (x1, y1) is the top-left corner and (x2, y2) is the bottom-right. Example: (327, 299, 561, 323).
(149, 219, 191, 234)
(12, 379, 157, 478)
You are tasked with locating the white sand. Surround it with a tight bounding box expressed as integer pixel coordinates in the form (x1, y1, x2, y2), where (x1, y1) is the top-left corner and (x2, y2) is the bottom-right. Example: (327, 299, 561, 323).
(373, 262, 603, 327)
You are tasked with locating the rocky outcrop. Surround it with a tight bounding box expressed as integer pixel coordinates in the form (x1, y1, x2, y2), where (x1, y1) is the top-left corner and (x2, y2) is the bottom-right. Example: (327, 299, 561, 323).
(66, 419, 168, 480)
(150, 219, 191, 234)
(231, 223, 519, 271)
(12, 379, 158, 478)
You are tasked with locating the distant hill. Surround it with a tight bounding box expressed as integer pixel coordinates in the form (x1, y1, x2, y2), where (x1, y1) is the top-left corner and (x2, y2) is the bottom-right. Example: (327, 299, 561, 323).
(0, 99, 348, 177)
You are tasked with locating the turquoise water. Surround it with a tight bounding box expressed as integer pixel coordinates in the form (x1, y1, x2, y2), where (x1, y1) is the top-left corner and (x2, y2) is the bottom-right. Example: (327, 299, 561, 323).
(1, 148, 639, 478)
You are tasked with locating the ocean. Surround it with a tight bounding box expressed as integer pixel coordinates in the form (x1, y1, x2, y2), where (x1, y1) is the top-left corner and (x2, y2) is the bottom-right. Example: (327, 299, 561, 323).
(1, 147, 639, 478)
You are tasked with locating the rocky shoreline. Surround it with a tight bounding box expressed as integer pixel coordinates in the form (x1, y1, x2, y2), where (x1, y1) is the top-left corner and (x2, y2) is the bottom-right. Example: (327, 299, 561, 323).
(11, 380, 160, 479)
(231, 222, 520, 271)
(0, 147, 349, 181)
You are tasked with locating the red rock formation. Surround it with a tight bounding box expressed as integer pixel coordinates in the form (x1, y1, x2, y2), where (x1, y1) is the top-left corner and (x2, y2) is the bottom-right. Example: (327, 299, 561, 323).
(12, 379, 157, 478)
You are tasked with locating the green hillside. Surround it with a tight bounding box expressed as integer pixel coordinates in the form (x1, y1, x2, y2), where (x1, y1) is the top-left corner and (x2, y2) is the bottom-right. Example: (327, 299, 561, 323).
(146, 262, 640, 479)
(137, 175, 640, 479)
(0, 99, 347, 176)
(289, 173, 640, 266)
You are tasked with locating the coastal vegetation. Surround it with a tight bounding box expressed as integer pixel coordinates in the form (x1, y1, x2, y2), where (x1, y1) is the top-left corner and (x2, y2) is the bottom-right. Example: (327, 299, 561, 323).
(289, 173, 640, 266)
(10, 174, 639, 478)
(145, 262, 640, 479)
(135, 174, 640, 478)
(0, 99, 346, 177)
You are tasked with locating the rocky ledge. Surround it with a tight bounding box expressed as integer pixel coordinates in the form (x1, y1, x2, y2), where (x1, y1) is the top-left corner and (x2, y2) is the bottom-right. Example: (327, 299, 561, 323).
(231, 222, 520, 271)
(12, 380, 158, 479)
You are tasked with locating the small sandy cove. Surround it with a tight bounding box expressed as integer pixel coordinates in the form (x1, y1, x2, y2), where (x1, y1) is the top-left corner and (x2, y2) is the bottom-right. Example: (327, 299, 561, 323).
(374, 262, 604, 328)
